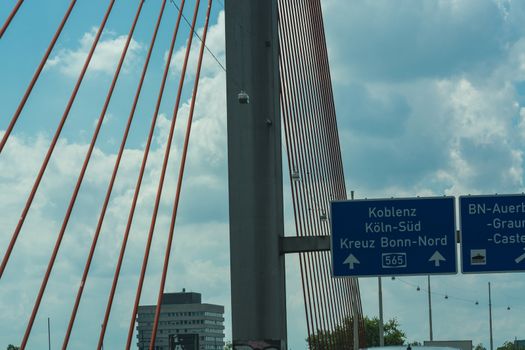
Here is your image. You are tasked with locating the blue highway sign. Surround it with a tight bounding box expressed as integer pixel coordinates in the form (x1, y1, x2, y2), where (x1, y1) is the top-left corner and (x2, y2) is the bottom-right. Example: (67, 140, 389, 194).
(331, 197, 457, 277)
(460, 195, 525, 274)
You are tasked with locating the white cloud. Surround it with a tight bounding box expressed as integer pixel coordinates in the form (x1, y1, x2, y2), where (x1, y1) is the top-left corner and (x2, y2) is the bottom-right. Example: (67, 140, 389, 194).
(338, 52, 524, 196)
(46, 27, 143, 77)
(323, 0, 511, 83)
(438, 78, 509, 142)
(518, 107, 525, 140)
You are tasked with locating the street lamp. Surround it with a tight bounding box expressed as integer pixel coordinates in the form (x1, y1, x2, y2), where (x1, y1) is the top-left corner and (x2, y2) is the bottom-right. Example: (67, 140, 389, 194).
(379, 277, 384, 346)
(487, 283, 511, 350)
(489, 282, 493, 350)
(427, 276, 433, 341)
(48, 317, 51, 350)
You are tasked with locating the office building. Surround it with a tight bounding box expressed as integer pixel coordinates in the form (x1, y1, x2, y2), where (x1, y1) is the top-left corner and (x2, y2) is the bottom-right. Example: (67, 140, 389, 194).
(136, 290, 224, 350)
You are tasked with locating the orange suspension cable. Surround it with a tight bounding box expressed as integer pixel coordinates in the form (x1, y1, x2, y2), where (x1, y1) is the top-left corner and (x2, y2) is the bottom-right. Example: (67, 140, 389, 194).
(17, 1, 118, 348)
(0, 0, 23, 38)
(278, 1, 320, 345)
(124, 0, 203, 347)
(148, 1, 212, 348)
(0, 0, 115, 282)
(61, 0, 165, 348)
(0, 0, 78, 153)
(97, 1, 187, 348)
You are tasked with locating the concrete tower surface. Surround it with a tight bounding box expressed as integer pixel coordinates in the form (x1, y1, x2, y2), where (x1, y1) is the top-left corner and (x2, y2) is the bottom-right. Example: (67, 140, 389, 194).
(225, 0, 287, 348)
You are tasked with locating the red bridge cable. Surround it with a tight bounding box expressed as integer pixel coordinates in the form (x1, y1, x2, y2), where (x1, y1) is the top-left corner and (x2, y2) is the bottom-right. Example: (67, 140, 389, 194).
(316, 0, 359, 342)
(283, 1, 334, 346)
(293, 26, 337, 346)
(312, 0, 347, 198)
(298, 1, 344, 343)
(315, 0, 361, 339)
(302, 2, 359, 332)
(148, 1, 212, 347)
(277, 42, 317, 350)
(313, 2, 353, 339)
(293, 0, 351, 345)
(278, 15, 319, 350)
(285, 38, 330, 350)
(0, 0, 77, 154)
(96, 1, 187, 348)
(280, 82, 318, 350)
(277, 4, 316, 346)
(0, 0, 114, 282)
(279, 2, 328, 346)
(0, 0, 23, 39)
(279, 9, 325, 349)
(302, 0, 342, 204)
(310, 0, 346, 312)
(18, 1, 118, 348)
(310, 0, 364, 337)
(124, 0, 202, 348)
(61, 1, 167, 348)
(294, 0, 345, 343)
(298, 7, 341, 337)
(20, 1, 142, 347)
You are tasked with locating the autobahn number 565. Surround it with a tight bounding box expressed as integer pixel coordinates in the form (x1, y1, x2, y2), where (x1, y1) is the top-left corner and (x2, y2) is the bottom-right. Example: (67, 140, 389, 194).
(381, 253, 407, 268)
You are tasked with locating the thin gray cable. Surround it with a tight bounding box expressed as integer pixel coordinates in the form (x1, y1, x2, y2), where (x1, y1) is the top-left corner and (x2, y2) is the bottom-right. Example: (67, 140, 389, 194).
(169, 0, 247, 92)
(394, 277, 518, 310)
(170, 0, 226, 72)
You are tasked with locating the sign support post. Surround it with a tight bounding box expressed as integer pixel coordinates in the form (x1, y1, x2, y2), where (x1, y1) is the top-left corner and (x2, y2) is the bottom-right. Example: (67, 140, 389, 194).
(378, 277, 384, 346)
(428, 275, 433, 341)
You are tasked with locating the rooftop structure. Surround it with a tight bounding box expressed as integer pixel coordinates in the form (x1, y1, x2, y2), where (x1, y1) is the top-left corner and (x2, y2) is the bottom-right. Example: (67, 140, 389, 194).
(136, 290, 224, 350)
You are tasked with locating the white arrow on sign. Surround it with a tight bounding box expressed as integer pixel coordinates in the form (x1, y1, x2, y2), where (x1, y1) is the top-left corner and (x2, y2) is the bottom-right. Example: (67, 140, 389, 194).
(429, 250, 446, 267)
(343, 254, 360, 269)
(515, 248, 525, 264)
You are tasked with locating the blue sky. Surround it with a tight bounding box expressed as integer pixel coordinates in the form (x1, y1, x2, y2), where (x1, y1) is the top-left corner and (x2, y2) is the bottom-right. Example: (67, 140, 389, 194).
(1, 0, 525, 349)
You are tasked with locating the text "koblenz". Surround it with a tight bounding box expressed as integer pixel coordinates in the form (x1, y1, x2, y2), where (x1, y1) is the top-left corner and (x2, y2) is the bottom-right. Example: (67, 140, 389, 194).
(368, 207, 417, 218)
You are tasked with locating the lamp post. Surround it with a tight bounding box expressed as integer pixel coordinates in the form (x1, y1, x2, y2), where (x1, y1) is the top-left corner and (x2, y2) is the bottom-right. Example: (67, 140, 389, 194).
(379, 277, 384, 346)
(427, 276, 433, 341)
(489, 282, 493, 350)
(47, 317, 51, 350)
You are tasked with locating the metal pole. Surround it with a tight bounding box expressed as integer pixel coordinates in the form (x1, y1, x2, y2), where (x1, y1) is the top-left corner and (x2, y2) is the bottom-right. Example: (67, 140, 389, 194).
(351, 189, 359, 350)
(352, 189, 359, 350)
(428, 275, 433, 341)
(225, 1, 286, 348)
(353, 302, 359, 350)
(489, 282, 493, 350)
(48, 317, 51, 350)
(378, 277, 384, 346)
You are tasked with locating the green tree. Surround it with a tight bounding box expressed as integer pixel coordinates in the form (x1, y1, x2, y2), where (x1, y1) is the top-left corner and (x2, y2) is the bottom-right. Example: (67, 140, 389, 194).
(364, 317, 406, 347)
(497, 341, 525, 350)
(224, 341, 233, 350)
(307, 317, 355, 350)
(307, 316, 406, 349)
(475, 343, 487, 350)
(7, 345, 20, 350)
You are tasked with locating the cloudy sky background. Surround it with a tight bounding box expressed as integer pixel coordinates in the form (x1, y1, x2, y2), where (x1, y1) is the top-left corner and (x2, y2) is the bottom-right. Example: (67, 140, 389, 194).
(1, 0, 525, 349)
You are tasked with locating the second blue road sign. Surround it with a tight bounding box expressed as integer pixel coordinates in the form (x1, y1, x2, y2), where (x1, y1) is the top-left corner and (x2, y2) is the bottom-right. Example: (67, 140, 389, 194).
(460, 194, 525, 274)
(331, 197, 457, 277)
